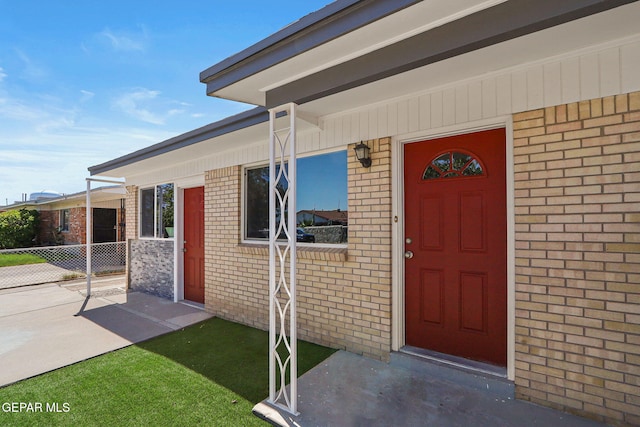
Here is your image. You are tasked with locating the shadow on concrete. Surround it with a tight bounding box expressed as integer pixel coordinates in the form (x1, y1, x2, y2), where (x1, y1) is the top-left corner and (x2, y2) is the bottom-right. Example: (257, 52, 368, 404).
(77, 291, 212, 345)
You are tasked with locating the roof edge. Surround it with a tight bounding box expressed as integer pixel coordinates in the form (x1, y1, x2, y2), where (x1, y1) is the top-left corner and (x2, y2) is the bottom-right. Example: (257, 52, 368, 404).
(199, 0, 421, 95)
(88, 106, 269, 176)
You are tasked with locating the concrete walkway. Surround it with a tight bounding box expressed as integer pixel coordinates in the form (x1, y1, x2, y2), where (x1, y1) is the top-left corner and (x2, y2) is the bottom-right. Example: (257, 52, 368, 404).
(0, 263, 80, 290)
(0, 278, 211, 387)
(254, 351, 607, 427)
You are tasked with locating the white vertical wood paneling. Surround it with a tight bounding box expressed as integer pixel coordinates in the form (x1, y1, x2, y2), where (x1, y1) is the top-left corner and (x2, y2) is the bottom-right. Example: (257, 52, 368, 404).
(397, 99, 409, 135)
(468, 81, 482, 121)
(387, 102, 398, 137)
(418, 93, 431, 130)
(368, 108, 378, 138)
(599, 48, 621, 97)
(543, 62, 562, 107)
(621, 41, 640, 93)
(482, 78, 497, 119)
(323, 117, 334, 150)
(527, 66, 544, 110)
(580, 52, 600, 101)
(341, 116, 351, 146)
(430, 91, 443, 128)
(137, 39, 640, 186)
(334, 115, 343, 147)
(359, 110, 369, 141)
(561, 57, 581, 104)
(408, 97, 420, 133)
(312, 131, 321, 152)
(443, 88, 456, 126)
(455, 85, 469, 124)
(377, 105, 388, 139)
(350, 112, 360, 143)
(511, 70, 527, 113)
(496, 74, 512, 116)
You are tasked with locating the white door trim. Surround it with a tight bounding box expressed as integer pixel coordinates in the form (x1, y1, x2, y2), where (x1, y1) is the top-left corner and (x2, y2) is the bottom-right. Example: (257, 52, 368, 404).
(391, 116, 515, 380)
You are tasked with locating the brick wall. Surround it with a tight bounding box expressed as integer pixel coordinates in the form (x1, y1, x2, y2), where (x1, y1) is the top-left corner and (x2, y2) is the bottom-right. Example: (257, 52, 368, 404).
(125, 186, 138, 240)
(37, 208, 86, 244)
(65, 207, 86, 244)
(204, 138, 393, 360)
(124, 185, 138, 290)
(513, 92, 640, 425)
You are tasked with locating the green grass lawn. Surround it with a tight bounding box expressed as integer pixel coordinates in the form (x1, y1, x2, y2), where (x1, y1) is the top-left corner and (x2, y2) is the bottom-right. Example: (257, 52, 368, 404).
(0, 318, 336, 426)
(0, 253, 47, 267)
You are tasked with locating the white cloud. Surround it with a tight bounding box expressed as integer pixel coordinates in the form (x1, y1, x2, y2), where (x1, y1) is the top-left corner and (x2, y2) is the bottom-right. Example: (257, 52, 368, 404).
(0, 96, 44, 121)
(112, 88, 188, 125)
(14, 49, 47, 80)
(99, 27, 148, 52)
(80, 90, 95, 103)
(0, 122, 177, 205)
(0, 67, 6, 82)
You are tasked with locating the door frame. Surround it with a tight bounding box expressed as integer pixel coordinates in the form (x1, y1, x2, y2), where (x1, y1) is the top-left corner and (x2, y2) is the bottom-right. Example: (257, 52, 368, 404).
(173, 176, 205, 303)
(391, 116, 516, 380)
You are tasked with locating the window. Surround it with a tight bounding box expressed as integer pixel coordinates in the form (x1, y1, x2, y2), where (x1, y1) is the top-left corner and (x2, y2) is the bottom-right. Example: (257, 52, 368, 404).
(422, 151, 484, 180)
(245, 151, 348, 244)
(60, 209, 70, 232)
(140, 183, 174, 238)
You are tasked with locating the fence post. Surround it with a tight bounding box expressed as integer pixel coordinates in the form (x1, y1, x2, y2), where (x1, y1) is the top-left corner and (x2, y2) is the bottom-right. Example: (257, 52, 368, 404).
(86, 179, 92, 297)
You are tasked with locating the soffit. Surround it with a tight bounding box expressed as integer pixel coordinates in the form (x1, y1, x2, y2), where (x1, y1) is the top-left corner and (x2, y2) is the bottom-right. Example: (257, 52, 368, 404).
(208, 0, 510, 105)
(297, 1, 640, 118)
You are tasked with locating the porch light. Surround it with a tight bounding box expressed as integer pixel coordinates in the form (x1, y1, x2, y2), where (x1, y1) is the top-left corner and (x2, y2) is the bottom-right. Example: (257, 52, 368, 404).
(353, 141, 372, 168)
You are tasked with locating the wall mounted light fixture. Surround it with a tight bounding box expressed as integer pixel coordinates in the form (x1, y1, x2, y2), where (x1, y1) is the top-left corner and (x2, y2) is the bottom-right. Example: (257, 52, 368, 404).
(353, 141, 372, 168)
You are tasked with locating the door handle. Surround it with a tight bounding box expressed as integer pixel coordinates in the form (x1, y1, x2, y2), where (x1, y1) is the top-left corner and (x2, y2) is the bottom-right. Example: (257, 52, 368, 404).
(404, 251, 414, 259)
(182, 248, 187, 253)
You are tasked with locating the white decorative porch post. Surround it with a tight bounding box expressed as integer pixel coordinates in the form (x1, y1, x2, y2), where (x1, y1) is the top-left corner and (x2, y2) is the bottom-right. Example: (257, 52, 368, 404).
(268, 103, 298, 415)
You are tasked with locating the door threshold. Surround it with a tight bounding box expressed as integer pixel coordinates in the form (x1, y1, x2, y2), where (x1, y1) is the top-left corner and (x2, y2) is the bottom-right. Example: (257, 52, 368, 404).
(399, 345, 507, 378)
(393, 346, 514, 398)
(179, 300, 205, 310)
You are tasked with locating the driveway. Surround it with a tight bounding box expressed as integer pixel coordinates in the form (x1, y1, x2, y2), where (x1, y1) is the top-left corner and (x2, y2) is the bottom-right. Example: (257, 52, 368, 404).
(0, 278, 211, 387)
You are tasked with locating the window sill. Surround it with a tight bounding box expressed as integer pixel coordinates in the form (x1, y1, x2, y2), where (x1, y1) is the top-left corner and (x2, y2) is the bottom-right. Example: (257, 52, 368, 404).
(237, 243, 347, 262)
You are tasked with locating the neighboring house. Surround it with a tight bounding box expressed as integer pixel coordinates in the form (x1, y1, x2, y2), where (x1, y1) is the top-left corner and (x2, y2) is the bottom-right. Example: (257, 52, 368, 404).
(89, 1, 640, 424)
(297, 209, 348, 226)
(0, 187, 126, 245)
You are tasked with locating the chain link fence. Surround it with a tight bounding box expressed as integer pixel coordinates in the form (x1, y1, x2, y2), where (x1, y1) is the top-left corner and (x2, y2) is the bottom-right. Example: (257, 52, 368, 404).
(0, 242, 126, 290)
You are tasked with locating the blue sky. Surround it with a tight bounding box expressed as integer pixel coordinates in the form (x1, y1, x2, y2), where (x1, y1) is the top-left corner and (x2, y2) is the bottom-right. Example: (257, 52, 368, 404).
(0, 0, 330, 205)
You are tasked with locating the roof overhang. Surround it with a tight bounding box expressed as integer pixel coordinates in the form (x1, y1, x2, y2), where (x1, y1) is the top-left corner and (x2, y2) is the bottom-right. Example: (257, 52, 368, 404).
(91, 0, 640, 178)
(202, 0, 638, 108)
(199, 0, 421, 105)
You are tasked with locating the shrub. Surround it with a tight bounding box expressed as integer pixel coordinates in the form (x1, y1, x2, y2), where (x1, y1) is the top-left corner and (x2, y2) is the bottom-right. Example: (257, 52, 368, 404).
(0, 209, 40, 249)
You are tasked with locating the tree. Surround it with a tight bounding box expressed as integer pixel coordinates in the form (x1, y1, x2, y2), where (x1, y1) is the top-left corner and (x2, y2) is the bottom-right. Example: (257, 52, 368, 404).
(0, 209, 40, 249)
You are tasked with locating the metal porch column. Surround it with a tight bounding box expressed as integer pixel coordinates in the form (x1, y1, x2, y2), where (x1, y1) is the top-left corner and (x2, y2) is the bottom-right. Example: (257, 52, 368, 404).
(268, 103, 298, 415)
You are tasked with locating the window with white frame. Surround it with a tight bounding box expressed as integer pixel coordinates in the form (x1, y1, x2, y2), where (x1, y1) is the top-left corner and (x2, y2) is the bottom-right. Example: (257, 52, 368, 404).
(244, 150, 348, 244)
(140, 183, 174, 238)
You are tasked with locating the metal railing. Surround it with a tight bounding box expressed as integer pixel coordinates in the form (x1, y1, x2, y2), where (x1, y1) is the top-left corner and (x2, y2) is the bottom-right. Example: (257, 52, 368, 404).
(0, 242, 126, 290)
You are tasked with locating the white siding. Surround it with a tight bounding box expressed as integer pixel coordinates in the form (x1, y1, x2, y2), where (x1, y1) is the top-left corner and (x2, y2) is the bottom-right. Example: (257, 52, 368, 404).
(128, 38, 640, 187)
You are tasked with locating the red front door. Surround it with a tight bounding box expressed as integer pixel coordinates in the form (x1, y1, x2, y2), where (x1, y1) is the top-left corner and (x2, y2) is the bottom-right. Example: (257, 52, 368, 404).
(184, 187, 205, 304)
(404, 128, 507, 366)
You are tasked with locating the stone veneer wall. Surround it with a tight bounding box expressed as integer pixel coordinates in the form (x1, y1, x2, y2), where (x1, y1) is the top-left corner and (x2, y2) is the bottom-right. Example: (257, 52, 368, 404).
(204, 138, 392, 360)
(513, 92, 640, 425)
(124, 184, 175, 300)
(128, 239, 174, 299)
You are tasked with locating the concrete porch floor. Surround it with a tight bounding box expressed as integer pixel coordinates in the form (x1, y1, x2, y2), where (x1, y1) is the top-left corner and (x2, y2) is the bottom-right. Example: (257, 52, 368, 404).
(0, 277, 212, 387)
(254, 350, 606, 427)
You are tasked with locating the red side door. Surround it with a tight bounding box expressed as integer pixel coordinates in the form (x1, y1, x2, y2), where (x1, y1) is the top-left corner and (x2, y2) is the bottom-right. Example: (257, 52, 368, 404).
(184, 187, 205, 304)
(404, 128, 507, 366)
